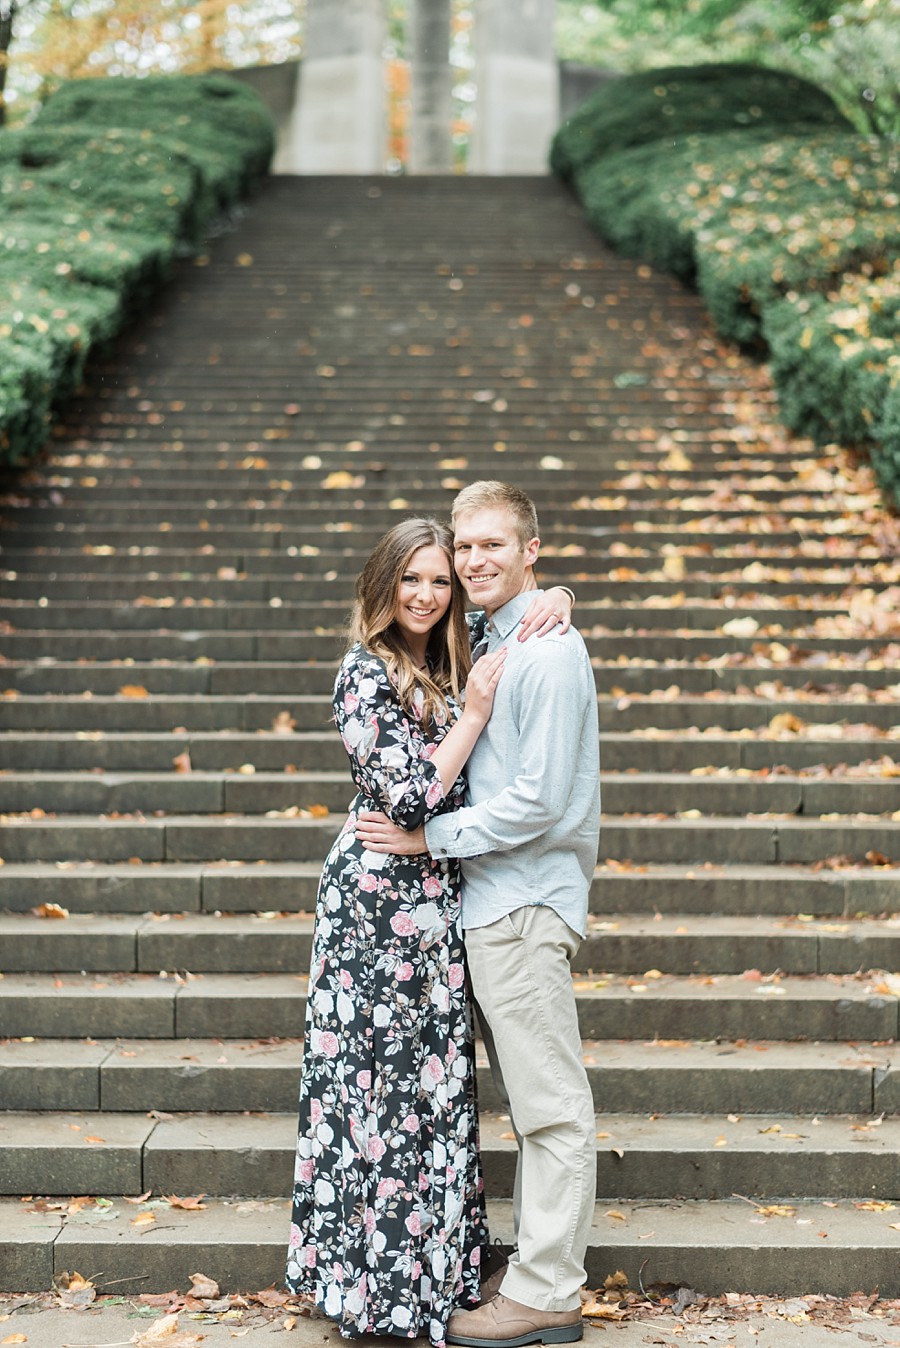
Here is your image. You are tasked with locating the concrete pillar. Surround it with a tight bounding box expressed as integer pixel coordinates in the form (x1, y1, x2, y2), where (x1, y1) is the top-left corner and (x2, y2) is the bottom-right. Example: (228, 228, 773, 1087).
(470, 0, 559, 175)
(409, 0, 453, 173)
(287, 0, 386, 174)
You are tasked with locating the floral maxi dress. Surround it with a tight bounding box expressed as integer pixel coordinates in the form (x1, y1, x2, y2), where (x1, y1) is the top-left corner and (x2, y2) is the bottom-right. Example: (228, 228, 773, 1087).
(286, 645, 487, 1345)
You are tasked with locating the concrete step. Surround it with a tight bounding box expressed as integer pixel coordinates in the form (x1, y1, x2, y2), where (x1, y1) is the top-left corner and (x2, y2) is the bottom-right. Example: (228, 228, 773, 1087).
(0, 971, 896, 1041)
(1, 729, 895, 774)
(4, 1194, 898, 1296)
(4, 546, 892, 576)
(1, 1109, 896, 1202)
(0, 630, 885, 662)
(1, 860, 896, 917)
(3, 692, 896, 733)
(0, 1036, 893, 1116)
(2, 814, 898, 865)
(0, 574, 864, 603)
(0, 912, 898, 977)
(3, 660, 894, 697)
(2, 769, 896, 818)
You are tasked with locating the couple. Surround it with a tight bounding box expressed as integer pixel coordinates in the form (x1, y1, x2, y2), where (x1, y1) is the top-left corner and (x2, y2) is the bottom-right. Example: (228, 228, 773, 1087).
(286, 480, 601, 1348)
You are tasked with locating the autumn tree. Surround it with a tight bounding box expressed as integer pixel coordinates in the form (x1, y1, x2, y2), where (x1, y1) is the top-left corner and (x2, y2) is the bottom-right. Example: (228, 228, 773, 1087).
(556, 0, 899, 135)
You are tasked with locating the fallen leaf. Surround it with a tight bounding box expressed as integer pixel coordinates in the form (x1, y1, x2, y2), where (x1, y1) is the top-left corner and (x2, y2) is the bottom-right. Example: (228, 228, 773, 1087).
(119, 684, 149, 698)
(172, 751, 192, 774)
(188, 1272, 219, 1299)
(131, 1313, 204, 1345)
(31, 902, 69, 920)
(165, 1194, 207, 1210)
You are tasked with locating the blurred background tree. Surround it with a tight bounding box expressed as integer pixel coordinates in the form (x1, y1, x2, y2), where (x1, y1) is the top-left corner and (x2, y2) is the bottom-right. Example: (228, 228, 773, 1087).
(557, 0, 899, 136)
(1, 0, 304, 122)
(2, 0, 895, 140)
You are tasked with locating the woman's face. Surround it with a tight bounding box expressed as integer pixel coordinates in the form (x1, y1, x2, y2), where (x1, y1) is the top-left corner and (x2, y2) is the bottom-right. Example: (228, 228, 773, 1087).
(393, 544, 454, 645)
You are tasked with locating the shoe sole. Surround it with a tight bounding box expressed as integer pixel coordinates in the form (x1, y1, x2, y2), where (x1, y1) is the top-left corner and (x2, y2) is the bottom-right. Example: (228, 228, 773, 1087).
(447, 1325, 583, 1347)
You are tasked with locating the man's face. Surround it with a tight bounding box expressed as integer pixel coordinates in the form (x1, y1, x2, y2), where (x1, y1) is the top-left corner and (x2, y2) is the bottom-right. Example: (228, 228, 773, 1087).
(453, 505, 539, 615)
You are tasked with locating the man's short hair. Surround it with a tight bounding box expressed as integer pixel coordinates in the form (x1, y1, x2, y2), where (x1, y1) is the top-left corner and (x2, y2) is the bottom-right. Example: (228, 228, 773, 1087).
(451, 480, 539, 548)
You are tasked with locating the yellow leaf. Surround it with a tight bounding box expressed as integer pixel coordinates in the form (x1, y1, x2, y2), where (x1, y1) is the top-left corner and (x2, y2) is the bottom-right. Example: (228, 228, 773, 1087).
(119, 684, 149, 698)
(32, 902, 69, 920)
(605, 1209, 627, 1222)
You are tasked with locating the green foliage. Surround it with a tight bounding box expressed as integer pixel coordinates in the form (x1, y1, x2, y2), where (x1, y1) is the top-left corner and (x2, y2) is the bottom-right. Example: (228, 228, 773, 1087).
(0, 72, 274, 466)
(764, 264, 900, 502)
(551, 61, 851, 182)
(555, 0, 898, 139)
(553, 62, 900, 508)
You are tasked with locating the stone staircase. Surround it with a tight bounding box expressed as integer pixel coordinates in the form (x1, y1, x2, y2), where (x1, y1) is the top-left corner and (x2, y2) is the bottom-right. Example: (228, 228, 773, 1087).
(1, 176, 898, 1298)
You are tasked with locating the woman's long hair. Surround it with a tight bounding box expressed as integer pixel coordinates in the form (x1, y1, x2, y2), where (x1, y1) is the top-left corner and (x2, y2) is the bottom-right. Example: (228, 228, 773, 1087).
(350, 518, 472, 728)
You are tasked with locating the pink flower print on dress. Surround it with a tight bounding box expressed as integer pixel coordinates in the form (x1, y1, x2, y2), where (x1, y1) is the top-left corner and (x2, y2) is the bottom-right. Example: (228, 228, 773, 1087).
(405, 1211, 423, 1236)
(422, 875, 443, 899)
(376, 1177, 398, 1198)
(358, 873, 378, 893)
(396, 961, 414, 982)
(421, 1055, 445, 1090)
(295, 1158, 314, 1184)
(403, 1114, 419, 1132)
(367, 1134, 388, 1161)
(289, 1223, 303, 1249)
(390, 911, 417, 937)
(316, 1031, 340, 1058)
(448, 963, 465, 990)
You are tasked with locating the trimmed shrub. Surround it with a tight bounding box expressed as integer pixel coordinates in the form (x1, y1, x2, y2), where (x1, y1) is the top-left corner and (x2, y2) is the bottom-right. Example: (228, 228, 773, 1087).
(551, 62, 852, 184)
(764, 263, 900, 502)
(0, 73, 274, 466)
(552, 63, 900, 507)
(34, 73, 275, 218)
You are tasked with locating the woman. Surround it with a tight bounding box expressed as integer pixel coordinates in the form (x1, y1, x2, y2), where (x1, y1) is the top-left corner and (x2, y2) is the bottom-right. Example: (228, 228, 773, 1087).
(286, 518, 572, 1345)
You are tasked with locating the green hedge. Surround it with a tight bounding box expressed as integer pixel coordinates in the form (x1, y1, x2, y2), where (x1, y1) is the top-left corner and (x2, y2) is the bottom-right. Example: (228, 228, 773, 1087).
(764, 263, 900, 503)
(0, 73, 275, 467)
(552, 64, 900, 508)
(550, 62, 852, 183)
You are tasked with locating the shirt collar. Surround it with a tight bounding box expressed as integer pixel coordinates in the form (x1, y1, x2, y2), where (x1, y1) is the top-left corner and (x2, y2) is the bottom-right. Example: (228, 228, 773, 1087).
(486, 589, 545, 641)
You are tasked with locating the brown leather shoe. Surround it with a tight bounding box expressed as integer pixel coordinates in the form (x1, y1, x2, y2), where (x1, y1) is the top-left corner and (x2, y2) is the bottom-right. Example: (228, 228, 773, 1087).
(477, 1241, 509, 1306)
(477, 1262, 507, 1307)
(447, 1293, 583, 1347)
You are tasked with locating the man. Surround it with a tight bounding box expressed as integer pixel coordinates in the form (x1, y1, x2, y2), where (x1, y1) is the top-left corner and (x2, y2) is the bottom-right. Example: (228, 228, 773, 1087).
(356, 480, 600, 1348)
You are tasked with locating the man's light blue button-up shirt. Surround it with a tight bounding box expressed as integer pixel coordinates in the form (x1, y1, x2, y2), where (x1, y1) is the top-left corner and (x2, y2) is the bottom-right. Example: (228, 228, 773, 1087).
(425, 590, 601, 936)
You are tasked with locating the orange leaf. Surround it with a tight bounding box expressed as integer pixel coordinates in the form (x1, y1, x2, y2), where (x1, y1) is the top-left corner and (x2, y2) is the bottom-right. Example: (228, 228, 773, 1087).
(119, 684, 149, 698)
(31, 902, 69, 920)
(165, 1194, 207, 1210)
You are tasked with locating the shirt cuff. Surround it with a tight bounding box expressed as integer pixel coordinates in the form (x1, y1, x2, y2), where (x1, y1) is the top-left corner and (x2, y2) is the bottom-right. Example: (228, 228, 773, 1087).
(424, 813, 459, 858)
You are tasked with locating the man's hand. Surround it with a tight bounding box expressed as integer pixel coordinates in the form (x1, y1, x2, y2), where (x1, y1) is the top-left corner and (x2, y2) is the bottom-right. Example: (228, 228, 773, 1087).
(356, 811, 428, 855)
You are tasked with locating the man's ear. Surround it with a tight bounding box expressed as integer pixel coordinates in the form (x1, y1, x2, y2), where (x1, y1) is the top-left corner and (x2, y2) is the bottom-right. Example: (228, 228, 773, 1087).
(524, 536, 540, 568)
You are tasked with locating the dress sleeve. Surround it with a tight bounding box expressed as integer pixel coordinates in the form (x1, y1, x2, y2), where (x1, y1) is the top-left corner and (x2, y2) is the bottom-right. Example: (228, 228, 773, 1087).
(466, 609, 487, 649)
(333, 650, 448, 831)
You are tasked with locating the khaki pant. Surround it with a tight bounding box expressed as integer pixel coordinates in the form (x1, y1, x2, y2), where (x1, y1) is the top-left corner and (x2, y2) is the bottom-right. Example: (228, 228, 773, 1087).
(465, 905, 596, 1313)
